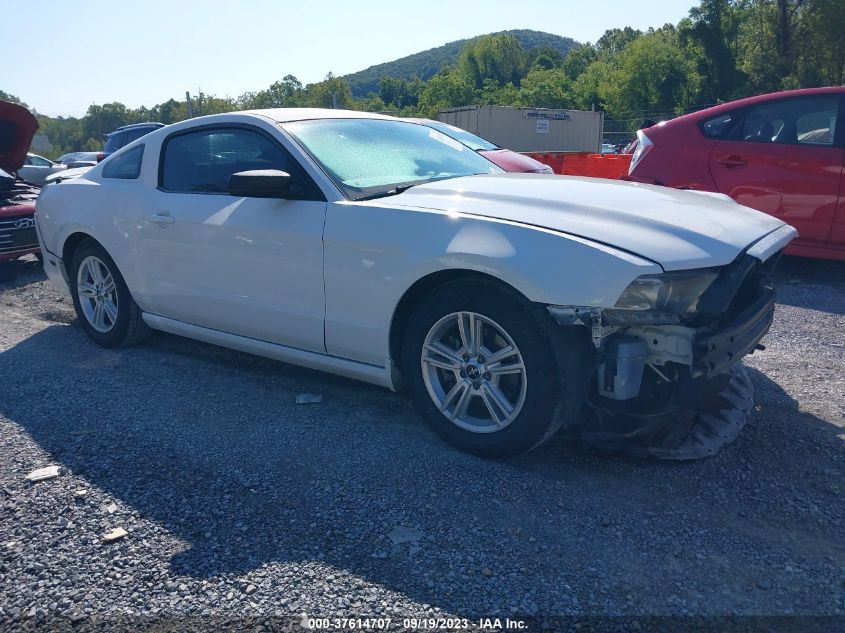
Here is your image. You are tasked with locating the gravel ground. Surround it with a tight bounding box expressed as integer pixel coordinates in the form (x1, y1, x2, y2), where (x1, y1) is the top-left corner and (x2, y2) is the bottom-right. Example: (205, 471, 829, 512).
(0, 255, 843, 632)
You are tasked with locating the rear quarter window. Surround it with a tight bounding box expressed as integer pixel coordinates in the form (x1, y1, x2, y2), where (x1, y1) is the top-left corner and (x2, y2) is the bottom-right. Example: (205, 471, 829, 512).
(102, 145, 144, 179)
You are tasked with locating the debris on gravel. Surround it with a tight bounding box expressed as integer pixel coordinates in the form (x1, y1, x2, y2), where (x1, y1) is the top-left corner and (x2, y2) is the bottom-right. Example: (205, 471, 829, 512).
(102, 527, 128, 542)
(24, 465, 61, 482)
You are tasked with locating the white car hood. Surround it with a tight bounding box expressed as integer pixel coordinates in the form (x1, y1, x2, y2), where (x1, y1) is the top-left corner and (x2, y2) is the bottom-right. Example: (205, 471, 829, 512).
(386, 174, 787, 270)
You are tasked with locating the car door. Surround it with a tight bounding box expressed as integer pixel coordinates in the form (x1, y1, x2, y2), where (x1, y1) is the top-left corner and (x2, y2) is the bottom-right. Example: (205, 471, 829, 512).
(138, 125, 327, 353)
(709, 94, 843, 248)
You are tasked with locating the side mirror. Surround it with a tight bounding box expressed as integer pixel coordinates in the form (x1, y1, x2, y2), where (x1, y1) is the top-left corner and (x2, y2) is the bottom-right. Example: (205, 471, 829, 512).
(227, 169, 301, 199)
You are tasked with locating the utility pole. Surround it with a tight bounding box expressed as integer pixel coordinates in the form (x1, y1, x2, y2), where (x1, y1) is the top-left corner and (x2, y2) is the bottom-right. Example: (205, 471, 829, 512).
(186, 91, 193, 118)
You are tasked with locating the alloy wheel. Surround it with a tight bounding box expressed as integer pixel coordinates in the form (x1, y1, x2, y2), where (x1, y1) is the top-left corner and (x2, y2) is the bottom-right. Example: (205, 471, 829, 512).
(76, 255, 119, 333)
(420, 311, 527, 433)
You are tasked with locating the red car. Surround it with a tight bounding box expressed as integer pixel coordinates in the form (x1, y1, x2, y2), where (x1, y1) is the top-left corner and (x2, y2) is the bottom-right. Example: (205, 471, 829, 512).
(0, 101, 41, 263)
(626, 87, 845, 261)
(406, 118, 553, 174)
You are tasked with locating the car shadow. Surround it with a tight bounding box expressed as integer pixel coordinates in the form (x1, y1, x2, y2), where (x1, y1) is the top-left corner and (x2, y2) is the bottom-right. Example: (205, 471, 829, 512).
(1, 322, 843, 616)
(0, 255, 44, 286)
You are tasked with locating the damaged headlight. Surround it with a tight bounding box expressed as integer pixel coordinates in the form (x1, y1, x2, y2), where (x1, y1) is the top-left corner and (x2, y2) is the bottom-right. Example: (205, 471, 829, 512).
(613, 271, 718, 314)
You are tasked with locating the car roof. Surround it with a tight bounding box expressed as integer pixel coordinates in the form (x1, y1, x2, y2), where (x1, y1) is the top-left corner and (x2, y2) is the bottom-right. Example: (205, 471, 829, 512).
(669, 86, 845, 125)
(241, 108, 395, 123)
(111, 122, 166, 133)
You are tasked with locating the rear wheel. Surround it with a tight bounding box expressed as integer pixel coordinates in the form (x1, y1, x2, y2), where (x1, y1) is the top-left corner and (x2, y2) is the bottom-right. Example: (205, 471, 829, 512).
(402, 280, 572, 458)
(69, 239, 150, 347)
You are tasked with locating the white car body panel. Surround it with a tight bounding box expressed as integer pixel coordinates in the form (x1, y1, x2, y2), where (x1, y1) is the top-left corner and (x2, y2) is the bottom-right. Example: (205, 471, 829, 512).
(143, 313, 394, 388)
(35, 109, 793, 388)
(45, 165, 93, 184)
(384, 174, 786, 271)
(323, 201, 658, 365)
(137, 192, 326, 353)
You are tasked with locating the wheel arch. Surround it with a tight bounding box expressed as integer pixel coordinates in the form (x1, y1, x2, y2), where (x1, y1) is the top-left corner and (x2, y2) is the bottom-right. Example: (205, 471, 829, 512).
(62, 231, 96, 269)
(388, 269, 531, 377)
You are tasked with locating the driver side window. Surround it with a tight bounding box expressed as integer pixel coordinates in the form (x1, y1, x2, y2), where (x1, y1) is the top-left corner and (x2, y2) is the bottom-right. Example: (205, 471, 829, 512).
(160, 127, 304, 195)
(738, 96, 839, 146)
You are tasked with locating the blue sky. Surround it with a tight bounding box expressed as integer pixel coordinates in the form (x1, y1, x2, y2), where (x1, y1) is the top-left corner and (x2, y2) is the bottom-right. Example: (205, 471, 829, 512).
(3, 0, 692, 117)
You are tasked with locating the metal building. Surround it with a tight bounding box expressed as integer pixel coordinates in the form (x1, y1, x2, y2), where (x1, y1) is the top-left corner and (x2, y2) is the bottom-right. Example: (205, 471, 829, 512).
(437, 105, 604, 153)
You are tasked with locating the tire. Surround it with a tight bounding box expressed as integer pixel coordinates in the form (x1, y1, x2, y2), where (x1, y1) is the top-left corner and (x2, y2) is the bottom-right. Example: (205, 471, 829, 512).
(401, 279, 575, 458)
(68, 238, 151, 348)
(580, 363, 754, 460)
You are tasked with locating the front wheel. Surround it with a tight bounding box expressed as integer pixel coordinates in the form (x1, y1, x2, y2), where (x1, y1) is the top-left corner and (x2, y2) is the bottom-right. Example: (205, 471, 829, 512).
(69, 238, 150, 348)
(402, 280, 573, 458)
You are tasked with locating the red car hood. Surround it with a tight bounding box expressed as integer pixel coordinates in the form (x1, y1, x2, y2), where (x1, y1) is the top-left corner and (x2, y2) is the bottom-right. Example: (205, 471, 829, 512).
(0, 202, 36, 218)
(0, 100, 39, 173)
(479, 149, 549, 173)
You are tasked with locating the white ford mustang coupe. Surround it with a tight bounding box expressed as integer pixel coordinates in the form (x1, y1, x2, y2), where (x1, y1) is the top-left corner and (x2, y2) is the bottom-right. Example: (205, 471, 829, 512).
(36, 109, 796, 458)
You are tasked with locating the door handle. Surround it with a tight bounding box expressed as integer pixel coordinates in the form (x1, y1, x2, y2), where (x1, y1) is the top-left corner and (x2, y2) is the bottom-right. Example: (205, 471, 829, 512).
(717, 155, 747, 169)
(147, 213, 175, 225)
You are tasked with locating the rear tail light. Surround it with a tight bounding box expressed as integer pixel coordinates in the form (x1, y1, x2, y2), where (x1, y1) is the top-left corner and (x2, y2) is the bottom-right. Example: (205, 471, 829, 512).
(628, 130, 653, 175)
(96, 153, 105, 163)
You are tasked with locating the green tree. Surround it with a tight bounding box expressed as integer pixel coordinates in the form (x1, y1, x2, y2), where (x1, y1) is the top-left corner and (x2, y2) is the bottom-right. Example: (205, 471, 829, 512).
(526, 45, 564, 70)
(605, 28, 702, 122)
(244, 75, 303, 108)
(478, 79, 521, 106)
(83, 103, 130, 142)
(571, 60, 613, 111)
(304, 73, 354, 109)
(417, 70, 476, 117)
(459, 33, 525, 88)
(596, 27, 642, 56)
(149, 99, 188, 124)
(679, 0, 746, 102)
(517, 68, 572, 108)
(794, 0, 845, 85)
(562, 45, 598, 81)
(378, 77, 406, 107)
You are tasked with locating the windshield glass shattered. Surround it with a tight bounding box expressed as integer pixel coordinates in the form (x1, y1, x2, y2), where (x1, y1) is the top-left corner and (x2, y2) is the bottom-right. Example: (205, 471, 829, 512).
(282, 118, 502, 201)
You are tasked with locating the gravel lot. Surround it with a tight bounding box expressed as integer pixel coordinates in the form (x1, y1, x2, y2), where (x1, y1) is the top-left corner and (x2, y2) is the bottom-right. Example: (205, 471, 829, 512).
(0, 255, 843, 631)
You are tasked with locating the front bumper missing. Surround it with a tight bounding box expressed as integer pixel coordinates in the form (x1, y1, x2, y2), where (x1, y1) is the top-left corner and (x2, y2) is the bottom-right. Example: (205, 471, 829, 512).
(693, 288, 774, 378)
(581, 363, 755, 460)
(549, 284, 775, 395)
(548, 289, 775, 460)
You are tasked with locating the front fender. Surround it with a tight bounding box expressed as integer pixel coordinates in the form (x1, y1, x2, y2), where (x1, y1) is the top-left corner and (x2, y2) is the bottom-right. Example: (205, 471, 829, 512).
(324, 203, 661, 365)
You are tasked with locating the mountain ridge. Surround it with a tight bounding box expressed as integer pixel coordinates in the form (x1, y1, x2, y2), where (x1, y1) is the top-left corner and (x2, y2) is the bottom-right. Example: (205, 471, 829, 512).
(342, 29, 580, 97)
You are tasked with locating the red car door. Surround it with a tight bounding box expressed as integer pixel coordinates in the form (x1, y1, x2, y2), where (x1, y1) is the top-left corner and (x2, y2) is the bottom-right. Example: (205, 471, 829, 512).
(709, 94, 843, 250)
(825, 153, 845, 256)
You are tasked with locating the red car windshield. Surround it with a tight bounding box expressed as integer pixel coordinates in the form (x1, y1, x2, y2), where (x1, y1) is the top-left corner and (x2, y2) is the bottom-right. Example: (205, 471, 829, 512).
(425, 122, 499, 152)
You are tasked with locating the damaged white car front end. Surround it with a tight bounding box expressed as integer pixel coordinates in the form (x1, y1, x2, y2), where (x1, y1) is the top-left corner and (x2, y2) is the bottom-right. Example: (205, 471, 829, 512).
(548, 224, 796, 458)
(383, 174, 797, 458)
